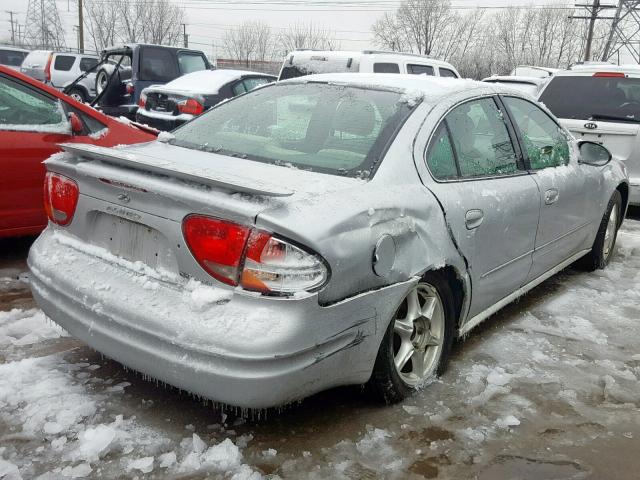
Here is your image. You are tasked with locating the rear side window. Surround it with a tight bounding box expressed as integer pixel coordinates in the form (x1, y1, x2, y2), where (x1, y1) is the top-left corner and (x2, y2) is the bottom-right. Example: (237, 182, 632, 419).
(0, 49, 27, 67)
(438, 98, 518, 178)
(170, 83, 414, 178)
(503, 96, 569, 169)
(232, 82, 246, 96)
(243, 77, 273, 91)
(178, 53, 208, 74)
(54, 55, 76, 71)
(79, 57, 98, 72)
(408, 64, 434, 75)
(0, 75, 66, 129)
(139, 48, 179, 82)
(426, 123, 458, 179)
(373, 63, 400, 74)
(439, 68, 457, 78)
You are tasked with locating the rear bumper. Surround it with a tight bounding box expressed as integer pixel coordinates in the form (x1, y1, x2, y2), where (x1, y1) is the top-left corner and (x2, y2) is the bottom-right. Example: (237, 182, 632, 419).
(28, 229, 411, 408)
(135, 109, 189, 131)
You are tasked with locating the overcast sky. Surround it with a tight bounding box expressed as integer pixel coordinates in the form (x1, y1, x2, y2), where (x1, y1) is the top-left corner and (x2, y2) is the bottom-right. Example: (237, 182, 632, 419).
(4, 0, 572, 58)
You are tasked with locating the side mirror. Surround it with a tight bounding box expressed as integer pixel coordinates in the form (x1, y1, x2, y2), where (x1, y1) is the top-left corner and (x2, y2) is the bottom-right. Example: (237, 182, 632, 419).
(578, 141, 611, 166)
(68, 112, 83, 135)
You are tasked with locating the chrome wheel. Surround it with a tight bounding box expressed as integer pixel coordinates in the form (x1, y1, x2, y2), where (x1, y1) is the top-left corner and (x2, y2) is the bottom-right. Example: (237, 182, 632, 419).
(603, 203, 618, 258)
(70, 92, 83, 102)
(392, 283, 445, 386)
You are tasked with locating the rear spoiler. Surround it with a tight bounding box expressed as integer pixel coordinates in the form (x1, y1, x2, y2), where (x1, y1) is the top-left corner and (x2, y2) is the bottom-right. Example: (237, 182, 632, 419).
(57, 143, 294, 197)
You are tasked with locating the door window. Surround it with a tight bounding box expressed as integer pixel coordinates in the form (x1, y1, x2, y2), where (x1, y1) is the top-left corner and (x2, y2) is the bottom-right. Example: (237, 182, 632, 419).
(232, 82, 246, 96)
(408, 64, 434, 75)
(426, 123, 458, 179)
(139, 48, 179, 82)
(439, 68, 457, 78)
(446, 98, 518, 177)
(54, 55, 76, 71)
(503, 96, 570, 169)
(373, 63, 400, 74)
(0, 75, 66, 129)
(178, 52, 208, 74)
(79, 57, 98, 72)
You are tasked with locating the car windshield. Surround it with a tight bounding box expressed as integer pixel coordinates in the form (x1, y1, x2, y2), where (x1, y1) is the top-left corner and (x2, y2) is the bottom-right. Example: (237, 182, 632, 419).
(540, 75, 640, 122)
(169, 83, 414, 178)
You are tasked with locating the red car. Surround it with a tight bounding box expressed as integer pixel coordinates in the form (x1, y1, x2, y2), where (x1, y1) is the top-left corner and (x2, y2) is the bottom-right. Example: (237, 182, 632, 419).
(0, 65, 156, 238)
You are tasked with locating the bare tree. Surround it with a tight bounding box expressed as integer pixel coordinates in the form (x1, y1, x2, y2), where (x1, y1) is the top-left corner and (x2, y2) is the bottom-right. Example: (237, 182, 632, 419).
(278, 22, 340, 53)
(223, 21, 274, 66)
(372, 13, 408, 52)
(83, 0, 118, 52)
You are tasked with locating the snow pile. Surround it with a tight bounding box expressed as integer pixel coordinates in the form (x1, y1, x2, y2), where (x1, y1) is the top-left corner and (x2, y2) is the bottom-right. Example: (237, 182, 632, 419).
(150, 69, 264, 95)
(0, 308, 66, 347)
(183, 278, 233, 312)
(157, 130, 175, 143)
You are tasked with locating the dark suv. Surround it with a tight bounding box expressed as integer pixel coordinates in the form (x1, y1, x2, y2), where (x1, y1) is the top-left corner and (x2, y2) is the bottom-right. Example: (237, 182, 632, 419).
(93, 43, 212, 119)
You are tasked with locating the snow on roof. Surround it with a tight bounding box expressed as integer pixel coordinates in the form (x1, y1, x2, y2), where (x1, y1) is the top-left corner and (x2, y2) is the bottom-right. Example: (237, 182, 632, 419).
(146, 69, 268, 95)
(482, 75, 546, 85)
(281, 72, 493, 100)
(558, 63, 640, 75)
(288, 50, 455, 67)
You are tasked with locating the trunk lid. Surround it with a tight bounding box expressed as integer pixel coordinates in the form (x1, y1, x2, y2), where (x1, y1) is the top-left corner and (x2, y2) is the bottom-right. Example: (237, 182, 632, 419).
(46, 142, 358, 284)
(561, 118, 640, 179)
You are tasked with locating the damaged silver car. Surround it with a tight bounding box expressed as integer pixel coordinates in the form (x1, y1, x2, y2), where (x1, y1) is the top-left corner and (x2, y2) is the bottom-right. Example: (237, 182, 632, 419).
(29, 74, 629, 408)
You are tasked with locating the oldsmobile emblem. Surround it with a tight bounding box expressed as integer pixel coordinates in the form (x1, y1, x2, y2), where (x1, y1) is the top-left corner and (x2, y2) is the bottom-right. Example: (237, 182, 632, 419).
(117, 193, 131, 204)
(584, 122, 598, 130)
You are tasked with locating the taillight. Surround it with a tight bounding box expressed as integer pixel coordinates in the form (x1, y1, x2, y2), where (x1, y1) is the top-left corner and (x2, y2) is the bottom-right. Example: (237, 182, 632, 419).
(177, 98, 204, 116)
(44, 53, 53, 83)
(138, 92, 146, 108)
(44, 172, 79, 226)
(182, 215, 251, 286)
(182, 215, 328, 294)
(126, 82, 135, 95)
(241, 231, 328, 294)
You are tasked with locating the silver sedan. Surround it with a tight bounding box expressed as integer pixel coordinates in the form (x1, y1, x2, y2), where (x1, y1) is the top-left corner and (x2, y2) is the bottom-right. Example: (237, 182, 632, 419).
(29, 74, 629, 408)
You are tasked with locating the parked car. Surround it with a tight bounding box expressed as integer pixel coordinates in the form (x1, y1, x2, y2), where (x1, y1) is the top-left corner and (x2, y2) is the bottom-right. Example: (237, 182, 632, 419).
(28, 74, 628, 408)
(19, 50, 100, 102)
(0, 46, 29, 70)
(94, 43, 212, 120)
(481, 75, 548, 96)
(538, 65, 640, 206)
(0, 65, 156, 238)
(136, 69, 276, 131)
(509, 65, 558, 78)
(278, 50, 460, 80)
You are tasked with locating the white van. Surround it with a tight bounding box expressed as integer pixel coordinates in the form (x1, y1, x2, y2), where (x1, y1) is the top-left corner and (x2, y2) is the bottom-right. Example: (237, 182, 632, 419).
(278, 50, 460, 81)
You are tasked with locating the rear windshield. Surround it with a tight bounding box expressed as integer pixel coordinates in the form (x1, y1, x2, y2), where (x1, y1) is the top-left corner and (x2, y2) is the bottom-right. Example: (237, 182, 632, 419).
(170, 83, 415, 178)
(540, 75, 640, 123)
(0, 49, 27, 66)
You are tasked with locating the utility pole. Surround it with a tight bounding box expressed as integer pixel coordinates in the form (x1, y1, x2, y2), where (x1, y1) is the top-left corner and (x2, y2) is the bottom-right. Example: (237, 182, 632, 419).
(6, 11, 17, 45)
(585, 0, 600, 61)
(78, 0, 84, 53)
(182, 23, 188, 48)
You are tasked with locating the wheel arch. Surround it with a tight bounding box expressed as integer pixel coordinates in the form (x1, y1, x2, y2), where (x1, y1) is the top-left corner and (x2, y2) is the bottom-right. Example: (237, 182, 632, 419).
(616, 182, 629, 224)
(423, 266, 466, 331)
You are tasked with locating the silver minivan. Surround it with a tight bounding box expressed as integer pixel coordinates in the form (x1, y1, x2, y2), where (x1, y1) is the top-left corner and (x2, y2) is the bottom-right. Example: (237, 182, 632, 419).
(21, 50, 99, 102)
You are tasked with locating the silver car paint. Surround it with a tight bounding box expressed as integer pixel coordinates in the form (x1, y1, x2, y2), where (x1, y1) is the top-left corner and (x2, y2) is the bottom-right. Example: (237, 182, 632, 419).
(28, 76, 629, 408)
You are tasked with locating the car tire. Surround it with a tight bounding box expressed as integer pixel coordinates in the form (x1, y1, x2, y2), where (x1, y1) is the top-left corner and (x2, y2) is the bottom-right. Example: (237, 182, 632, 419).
(580, 190, 622, 271)
(368, 271, 455, 404)
(95, 65, 126, 106)
(67, 88, 86, 103)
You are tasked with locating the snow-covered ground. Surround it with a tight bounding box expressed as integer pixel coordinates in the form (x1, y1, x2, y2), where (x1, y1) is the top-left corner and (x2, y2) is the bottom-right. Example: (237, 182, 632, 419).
(1, 218, 640, 479)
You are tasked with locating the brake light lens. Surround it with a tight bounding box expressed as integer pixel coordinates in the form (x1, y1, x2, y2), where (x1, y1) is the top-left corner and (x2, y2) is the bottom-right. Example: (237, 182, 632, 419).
(593, 72, 626, 78)
(182, 215, 251, 286)
(44, 172, 79, 226)
(44, 53, 53, 82)
(182, 215, 328, 294)
(177, 98, 204, 116)
(126, 82, 135, 95)
(241, 231, 328, 294)
(138, 91, 146, 108)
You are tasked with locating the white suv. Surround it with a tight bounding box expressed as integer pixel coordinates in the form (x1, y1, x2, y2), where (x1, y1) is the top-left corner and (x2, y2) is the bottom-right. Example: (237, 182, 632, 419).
(21, 51, 99, 102)
(279, 50, 460, 80)
(538, 65, 640, 205)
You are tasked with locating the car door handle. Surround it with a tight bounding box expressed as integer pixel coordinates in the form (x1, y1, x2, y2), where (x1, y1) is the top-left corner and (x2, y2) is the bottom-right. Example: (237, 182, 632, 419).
(465, 209, 484, 230)
(544, 188, 559, 205)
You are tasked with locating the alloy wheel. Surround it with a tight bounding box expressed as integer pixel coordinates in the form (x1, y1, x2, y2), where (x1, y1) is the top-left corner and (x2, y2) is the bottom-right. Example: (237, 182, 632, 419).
(603, 203, 618, 259)
(392, 283, 445, 386)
